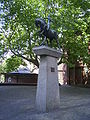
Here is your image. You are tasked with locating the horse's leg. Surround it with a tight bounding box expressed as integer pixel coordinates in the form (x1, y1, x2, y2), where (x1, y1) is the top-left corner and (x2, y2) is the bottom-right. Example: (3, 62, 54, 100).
(40, 36, 46, 46)
(46, 38, 48, 46)
(50, 39, 52, 48)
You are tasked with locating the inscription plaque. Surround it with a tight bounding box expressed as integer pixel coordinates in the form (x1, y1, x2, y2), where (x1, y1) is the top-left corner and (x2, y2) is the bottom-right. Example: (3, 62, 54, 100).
(51, 67, 55, 72)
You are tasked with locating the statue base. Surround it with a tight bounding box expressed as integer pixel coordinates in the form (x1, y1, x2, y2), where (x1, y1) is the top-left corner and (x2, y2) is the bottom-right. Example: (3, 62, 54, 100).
(33, 46, 62, 112)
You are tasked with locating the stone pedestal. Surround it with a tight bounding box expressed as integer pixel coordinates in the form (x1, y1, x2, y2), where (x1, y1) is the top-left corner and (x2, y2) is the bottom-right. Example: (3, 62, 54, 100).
(33, 46, 62, 112)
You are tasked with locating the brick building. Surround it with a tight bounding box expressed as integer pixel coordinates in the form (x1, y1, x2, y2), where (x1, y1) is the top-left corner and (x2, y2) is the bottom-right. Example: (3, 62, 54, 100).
(4, 68, 38, 85)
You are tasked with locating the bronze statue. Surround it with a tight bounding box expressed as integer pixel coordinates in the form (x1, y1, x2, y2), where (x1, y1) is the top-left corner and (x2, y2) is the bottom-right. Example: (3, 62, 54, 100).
(35, 16, 60, 49)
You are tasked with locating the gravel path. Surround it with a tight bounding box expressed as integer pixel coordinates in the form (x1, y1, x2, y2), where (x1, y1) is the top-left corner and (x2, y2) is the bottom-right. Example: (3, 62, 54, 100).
(0, 85, 90, 120)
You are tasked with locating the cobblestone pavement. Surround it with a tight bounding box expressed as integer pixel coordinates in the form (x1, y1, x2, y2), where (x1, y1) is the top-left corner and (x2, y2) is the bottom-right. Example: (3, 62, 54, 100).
(0, 85, 90, 120)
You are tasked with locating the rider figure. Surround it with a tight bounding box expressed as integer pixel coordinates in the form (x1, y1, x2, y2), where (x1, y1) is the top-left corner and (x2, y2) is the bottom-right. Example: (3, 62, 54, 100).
(47, 15, 51, 30)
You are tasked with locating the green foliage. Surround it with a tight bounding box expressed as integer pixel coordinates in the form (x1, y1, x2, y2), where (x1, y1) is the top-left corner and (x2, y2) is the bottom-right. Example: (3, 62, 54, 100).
(0, 0, 90, 67)
(5, 56, 25, 72)
(0, 64, 5, 73)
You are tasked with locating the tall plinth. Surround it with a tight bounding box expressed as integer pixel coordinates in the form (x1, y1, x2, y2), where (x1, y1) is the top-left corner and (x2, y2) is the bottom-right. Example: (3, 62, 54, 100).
(33, 46, 62, 112)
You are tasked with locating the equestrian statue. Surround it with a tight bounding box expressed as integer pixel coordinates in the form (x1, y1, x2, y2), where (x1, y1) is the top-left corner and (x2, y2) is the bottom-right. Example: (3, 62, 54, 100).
(35, 16, 60, 49)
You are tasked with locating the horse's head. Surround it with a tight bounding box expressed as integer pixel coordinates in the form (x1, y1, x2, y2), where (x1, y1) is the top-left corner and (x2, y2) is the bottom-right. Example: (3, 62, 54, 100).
(35, 18, 47, 30)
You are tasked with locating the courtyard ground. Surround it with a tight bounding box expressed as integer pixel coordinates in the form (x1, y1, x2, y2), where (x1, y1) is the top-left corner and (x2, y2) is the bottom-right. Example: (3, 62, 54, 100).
(0, 85, 90, 120)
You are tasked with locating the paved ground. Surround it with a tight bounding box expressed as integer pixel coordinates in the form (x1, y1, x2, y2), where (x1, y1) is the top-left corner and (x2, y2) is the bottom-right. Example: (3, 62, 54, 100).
(0, 85, 90, 120)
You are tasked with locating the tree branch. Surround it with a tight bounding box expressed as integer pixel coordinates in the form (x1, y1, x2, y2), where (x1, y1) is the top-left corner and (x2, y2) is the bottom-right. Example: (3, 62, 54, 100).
(10, 49, 39, 68)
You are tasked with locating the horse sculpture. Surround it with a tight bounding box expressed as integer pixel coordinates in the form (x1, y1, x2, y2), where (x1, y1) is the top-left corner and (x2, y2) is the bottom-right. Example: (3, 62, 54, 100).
(35, 18, 60, 49)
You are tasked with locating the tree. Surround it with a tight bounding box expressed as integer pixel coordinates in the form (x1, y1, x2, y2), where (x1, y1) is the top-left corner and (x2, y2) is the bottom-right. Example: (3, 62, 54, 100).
(0, 0, 90, 68)
(0, 64, 5, 73)
(5, 56, 26, 72)
(0, 56, 26, 73)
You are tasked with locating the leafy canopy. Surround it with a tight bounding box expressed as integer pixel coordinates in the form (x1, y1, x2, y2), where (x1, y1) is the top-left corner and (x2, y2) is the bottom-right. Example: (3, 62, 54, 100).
(0, 0, 90, 68)
(0, 56, 26, 73)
